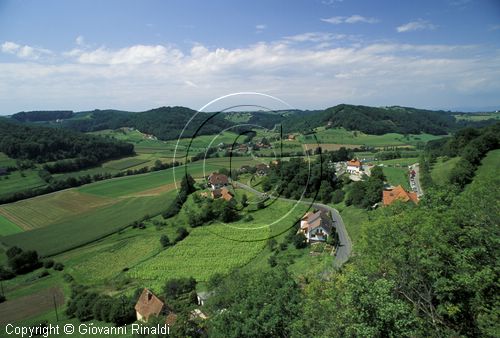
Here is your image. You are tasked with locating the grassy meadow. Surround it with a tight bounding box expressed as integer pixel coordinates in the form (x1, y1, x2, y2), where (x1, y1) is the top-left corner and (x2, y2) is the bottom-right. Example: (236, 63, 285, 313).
(431, 156, 461, 184)
(299, 127, 444, 147)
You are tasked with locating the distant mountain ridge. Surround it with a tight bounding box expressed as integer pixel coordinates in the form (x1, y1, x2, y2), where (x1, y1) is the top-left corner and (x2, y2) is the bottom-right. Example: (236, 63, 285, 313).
(6, 104, 498, 139)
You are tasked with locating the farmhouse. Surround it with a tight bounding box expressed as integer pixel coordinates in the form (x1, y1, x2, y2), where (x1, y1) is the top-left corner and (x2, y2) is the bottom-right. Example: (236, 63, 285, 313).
(346, 159, 362, 174)
(211, 187, 233, 201)
(255, 163, 270, 176)
(299, 210, 333, 242)
(135, 288, 165, 323)
(383, 185, 419, 206)
(207, 173, 229, 190)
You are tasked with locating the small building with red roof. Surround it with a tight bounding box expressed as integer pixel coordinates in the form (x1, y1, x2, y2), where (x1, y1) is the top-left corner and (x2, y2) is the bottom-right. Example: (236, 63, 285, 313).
(383, 185, 419, 206)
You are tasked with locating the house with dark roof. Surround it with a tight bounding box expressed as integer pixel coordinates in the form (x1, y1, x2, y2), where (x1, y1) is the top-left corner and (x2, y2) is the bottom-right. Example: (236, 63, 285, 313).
(135, 289, 166, 323)
(207, 173, 229, 190)
(0, 168, 8, 176)
(383, 185, 419, 206)
(255, 163, 269, 176)
(299, 210, 333, 242)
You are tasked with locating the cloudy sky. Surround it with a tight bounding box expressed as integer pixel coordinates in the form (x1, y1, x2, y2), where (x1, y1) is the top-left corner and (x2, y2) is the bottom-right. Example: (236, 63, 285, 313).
(0, 0, 499, 113)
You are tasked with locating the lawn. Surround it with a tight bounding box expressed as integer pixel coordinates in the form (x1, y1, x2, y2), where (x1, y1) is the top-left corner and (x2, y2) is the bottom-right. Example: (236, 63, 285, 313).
(431, 156, 460, 184)
(339, 206, 369, 246)
(382, 166, 410, 190)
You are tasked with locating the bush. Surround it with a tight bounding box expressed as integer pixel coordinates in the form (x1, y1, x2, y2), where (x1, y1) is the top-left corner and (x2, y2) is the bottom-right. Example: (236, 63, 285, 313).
(7, 248, 41, 275)
(331, 189, 345, 204)
(38, 270, 50, 278)
(63, 273, 74, 283)
(43, 260, 55, 269)
(268, 255, 278, 267)
(164, 277, 197, 300)
(0, 266, 15, 281)
(293, 233, 308, 249)
(160, 235, 170, 248)
(175, 227, 189, 243)
(53, 262, 64, 271)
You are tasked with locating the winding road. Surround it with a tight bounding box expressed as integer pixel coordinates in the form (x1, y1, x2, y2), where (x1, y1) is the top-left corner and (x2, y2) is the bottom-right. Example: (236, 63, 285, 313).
(233, 181, 352, 268)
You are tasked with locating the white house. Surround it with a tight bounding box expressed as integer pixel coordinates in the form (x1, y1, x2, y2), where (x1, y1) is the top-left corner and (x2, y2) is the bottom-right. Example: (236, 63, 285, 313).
(299, 210, 333, 242)
(346, 159, 362, 174)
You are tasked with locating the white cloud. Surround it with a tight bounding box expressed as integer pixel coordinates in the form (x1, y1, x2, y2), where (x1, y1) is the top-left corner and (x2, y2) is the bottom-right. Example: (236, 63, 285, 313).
(283, 32, 346, 43)
(321, 15, 379, 24)
(1, 41, 52, 60)
(0, 38, 498, 112)
(397, 19, 437, 33)
(75, 36, 85, 46)
(1, 41, 20, 53)
(256, 24, 267, 33)
(75, 45, 183, 65)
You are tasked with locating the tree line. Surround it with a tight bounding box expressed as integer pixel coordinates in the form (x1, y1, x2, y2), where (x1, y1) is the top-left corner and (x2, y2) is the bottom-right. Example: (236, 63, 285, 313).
(0, 119, 134, 165)
(424, 122, 499, 189)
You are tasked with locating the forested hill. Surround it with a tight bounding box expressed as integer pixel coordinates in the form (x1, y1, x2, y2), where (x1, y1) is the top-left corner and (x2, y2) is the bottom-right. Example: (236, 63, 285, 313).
(60, 106, 236, 140)
(283, 104, 456, 135)
(0, 118, 134, 163)
(8, 104, 496, 139)
(12, 110, 74, 122)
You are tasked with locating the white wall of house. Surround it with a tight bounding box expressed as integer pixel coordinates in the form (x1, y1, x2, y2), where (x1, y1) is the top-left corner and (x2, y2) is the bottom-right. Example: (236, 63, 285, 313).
(347, 165, 361, 174)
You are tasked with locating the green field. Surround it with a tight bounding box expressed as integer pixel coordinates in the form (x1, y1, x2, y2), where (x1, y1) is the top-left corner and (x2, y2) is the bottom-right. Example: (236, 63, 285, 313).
(0, 170, 48, 198)
(300, 128, 444, 147)
(454, 112, 500, 121)
(339, 206, 368, 246)
(382, 167, 410, 189)
(474, 149, 499, 178)
(0, 152, 16, 167)
(0, 214, 22, 236)
(128, 197, 308, 286)
(431, 156, 460, 184)
(1, 191, 176, 256)
(369, 157, 418, 166)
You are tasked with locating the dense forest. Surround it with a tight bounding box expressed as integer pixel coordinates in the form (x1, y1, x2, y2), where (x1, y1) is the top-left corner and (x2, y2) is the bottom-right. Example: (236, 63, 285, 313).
(0, 118, 134, 165)
(11, 110, 74, 122)
(283, 104, 457, 135)
(60, 107, 237, 140)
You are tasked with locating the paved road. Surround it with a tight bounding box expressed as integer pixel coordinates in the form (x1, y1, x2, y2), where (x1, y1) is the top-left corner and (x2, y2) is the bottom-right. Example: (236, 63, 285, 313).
(410, 163, 424, 197)
(233, 181, 352, 268)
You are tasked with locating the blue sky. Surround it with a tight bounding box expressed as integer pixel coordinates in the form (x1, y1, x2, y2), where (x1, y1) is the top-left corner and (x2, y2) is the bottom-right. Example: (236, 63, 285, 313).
(0, 0, 499, 113)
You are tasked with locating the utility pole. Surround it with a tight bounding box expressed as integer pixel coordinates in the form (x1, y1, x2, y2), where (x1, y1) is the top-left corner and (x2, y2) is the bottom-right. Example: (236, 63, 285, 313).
(53, 294, 59, 321)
